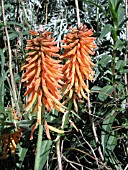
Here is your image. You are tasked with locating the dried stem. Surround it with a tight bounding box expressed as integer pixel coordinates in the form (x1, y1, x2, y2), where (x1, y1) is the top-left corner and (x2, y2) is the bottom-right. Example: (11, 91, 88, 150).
(1, 0, 21, 117)
(69, 148, 109, 170)
(56, 139, 62, 170)
(75, 0, 81, 27)
(79, 129, 99, 166)
(87, 80, 104, 162)
(56, 99, 73, 170)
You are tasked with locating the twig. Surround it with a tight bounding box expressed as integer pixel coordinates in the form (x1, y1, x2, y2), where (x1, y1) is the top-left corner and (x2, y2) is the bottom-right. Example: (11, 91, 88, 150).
(55, 99, 73, 170)
(70, 148, 109, 170)
(1, 0, 21, 117)
(79, 129, 99, 167)
(62, 155, 87, 169)
(87, 80, 104, 162)
(56, 139, 62, 170)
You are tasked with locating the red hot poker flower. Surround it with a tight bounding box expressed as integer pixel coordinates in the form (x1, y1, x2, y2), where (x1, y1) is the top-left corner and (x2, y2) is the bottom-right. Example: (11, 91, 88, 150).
(21, 30, 64, 124)
(61, 25, 96, 112)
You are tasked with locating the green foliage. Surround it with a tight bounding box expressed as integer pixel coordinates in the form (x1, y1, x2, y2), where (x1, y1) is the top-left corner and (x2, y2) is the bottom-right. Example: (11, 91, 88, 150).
(0, 0, 128, 169)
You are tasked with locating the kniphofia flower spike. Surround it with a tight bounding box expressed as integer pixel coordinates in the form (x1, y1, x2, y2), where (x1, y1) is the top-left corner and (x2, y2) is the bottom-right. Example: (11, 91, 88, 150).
(61, 25, 96, 112)
(21, 30, 64, 125)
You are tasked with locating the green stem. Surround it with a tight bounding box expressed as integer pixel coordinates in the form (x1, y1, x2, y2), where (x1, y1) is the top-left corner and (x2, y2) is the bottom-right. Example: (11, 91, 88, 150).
(112, 41, 117, 98)
(62, 98, 73, 129)
(56, 98, 73, 170)
(34, 105, 45, 170)
(34, 124, 43, 170)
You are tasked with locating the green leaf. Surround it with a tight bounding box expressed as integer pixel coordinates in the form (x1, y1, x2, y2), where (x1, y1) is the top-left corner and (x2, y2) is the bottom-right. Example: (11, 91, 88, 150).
(7, 21, 25, 28)
(18, 120, 34, 129)
(100, 24, 113, 39)
(108, 0, 118, 27)
(103, 77, 113, 83)
(0, 76, 6, 113)
(99, 54, 112, 67)
(101, 110, 116, 154)
(9, 32, 19, 40)
(39, 140, 52, 169)
(116, 39, 124, 51)
(0, 49, 5, 74)
(14, 73, 21, 83)
(117, 5, 124, 26)
(117, 83, 124, 91)
(115, 0, 122, 12)
(107, 132, 118, 152)
(98, 85, 114, 101)
(91, 86, 102, 91)
(16, 144, 28, 169)
(115, 60, 125, 70)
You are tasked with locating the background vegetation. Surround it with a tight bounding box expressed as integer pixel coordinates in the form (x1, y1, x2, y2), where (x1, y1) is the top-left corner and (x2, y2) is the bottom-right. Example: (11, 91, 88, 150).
(0, 0, 128, 169)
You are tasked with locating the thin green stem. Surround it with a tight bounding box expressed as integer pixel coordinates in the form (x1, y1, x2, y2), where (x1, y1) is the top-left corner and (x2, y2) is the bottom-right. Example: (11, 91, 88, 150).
(112, 41, 117, 98)
(34, 105, 45, 170)
(34, 124, 43, 170)
(56, 98, 73, 170)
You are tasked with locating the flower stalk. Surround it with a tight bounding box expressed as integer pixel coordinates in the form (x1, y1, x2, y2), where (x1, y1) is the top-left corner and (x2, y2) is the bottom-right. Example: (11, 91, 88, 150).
(34, 104, 44, 170)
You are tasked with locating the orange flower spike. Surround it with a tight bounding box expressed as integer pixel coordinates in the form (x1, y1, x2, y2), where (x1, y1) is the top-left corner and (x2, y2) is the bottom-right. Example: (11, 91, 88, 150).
(61, 24, 96, 109)
(21, 29, 64, 121)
